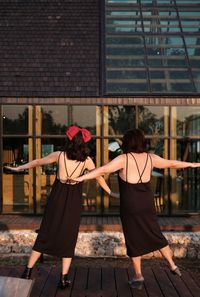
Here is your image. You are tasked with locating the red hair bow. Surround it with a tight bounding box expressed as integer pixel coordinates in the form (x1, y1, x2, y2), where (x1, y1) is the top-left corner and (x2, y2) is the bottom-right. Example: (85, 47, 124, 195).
(66, 125, 92, 143)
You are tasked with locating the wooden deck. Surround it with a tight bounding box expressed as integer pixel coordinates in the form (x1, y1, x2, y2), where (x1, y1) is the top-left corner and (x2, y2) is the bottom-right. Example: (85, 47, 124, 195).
(0, 215, 200, 231)
(0, 264, 200, 297)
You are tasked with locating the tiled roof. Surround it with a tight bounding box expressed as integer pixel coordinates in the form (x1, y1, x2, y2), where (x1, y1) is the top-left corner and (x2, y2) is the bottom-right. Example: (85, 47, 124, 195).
(0, 0, 100, 97)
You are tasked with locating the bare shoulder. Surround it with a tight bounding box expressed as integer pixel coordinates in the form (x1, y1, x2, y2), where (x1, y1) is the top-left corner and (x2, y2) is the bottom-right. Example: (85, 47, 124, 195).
(54, 151, 63, 161)
(111, 154, 126, 164)
(149, 153, 163, 163)
(85, 156, 95, 170)
(86, 156, 94, 164)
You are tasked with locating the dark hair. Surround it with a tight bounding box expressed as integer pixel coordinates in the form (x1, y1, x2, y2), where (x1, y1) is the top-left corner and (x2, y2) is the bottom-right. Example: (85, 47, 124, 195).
(122, 128, 147, 154)
(63, 131, 90, 162)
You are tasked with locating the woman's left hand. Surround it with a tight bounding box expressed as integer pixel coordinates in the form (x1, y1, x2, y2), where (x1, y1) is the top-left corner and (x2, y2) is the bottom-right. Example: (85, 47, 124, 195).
(4, 166, 22, 172)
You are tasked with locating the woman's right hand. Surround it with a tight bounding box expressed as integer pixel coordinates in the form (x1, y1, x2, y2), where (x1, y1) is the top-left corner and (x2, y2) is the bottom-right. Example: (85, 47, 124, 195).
(110, 192, 120, 199)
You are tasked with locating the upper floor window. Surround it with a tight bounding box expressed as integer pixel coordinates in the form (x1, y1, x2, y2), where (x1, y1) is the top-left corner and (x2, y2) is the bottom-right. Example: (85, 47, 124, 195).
(104, 0, 200, 95)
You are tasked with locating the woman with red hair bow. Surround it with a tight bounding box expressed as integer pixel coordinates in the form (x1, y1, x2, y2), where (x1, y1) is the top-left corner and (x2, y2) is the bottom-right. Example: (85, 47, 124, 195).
(5, 126, 117, 289)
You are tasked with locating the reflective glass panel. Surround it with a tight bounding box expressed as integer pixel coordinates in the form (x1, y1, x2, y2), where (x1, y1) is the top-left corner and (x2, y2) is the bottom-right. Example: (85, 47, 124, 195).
(41, 106, 68, 135)
(171, 140, 200, 214)
(138, 106, 166, 135)
(71, 106, 96, 135)
(105, 0, 200, 94)
(2, 105, 28, 135)
(175, 106, 200, 136)
(108, 106, 136, 135)
(3, 138, 33, 213)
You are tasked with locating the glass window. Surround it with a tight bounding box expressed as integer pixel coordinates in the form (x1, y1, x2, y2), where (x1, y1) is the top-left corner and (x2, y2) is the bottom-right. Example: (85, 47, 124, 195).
(171, 140, 200, 214)
(138, 106, 166, 135)
(105, 0, 199, 95)
(2, 105, 28, 135)
(3, 138, 33, 213)
(175, 106, 200, 136)
(41, 105, 68, 135)
(108, 106, 136, 135)
(71, 106, 96, 134)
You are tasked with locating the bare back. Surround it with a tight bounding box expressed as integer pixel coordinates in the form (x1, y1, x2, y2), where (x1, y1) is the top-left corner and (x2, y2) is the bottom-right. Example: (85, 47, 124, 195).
(119, 152, 152, 184)
(57, 151, 86, 183)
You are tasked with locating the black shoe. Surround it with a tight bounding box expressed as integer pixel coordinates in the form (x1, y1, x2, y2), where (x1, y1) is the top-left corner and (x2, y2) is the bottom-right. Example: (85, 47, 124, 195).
(21, 266, 33, 279)
(59, 274, 71, 289)
(170, 266, 182, 277)
(128, 278, 144, 290)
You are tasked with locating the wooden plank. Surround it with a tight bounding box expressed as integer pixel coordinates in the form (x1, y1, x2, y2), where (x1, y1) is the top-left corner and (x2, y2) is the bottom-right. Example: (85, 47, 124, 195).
(165, 269, 193, 297)
(0, 276, 34, 297)
(0, 266, 12, 277)
(86, 268, 101, 297)
(127, 267, 149, 297)
(39, 265, 60, 297)
(140, 267, 163, 297)
(30, 265, 51, 297)
(101, 267, 116, 297)
(152, 267, 179, 297)
(7, 265, 24, 278)
(189, 271, 200, 288)
(115, 268, 132, 297)
(181, 271, 200, 297)
(71, 267, 88, 297)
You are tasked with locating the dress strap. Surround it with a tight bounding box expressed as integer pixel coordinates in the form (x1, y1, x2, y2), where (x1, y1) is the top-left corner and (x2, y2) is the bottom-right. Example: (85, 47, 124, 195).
(149, 154, 153, 171)
(126, 154, 128, 182)
(80, 160, 86, 176)
(56, 151, 62, 180)
(130, 153, 149, 183)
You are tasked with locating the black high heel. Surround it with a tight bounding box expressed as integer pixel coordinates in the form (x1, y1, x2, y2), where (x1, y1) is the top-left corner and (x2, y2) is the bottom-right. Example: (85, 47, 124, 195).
(170, 266, 182, 277)
(59, 274, 71, 289)
(21, 266, 33, 279)
(128, 277, 144, 290)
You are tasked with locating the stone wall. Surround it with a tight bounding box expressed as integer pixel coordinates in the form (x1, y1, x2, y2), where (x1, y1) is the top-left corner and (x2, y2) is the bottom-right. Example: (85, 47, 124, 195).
(0, 230, 200, 259)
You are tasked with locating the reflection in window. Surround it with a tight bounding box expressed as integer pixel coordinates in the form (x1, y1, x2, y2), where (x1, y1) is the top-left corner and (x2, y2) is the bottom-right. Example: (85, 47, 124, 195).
(3, 138, 33, 213)
(42, 106, 68, 135)
(105, 0, 200, 94)
(3, 105, 28, 135)
(138, 106, 165, 135)
(108, 106, 136, 135)
(71, 106, 96, 135)
(176, 107, 200, 136)
(172, 140, 200, 213)
(3, 138, 28, 168)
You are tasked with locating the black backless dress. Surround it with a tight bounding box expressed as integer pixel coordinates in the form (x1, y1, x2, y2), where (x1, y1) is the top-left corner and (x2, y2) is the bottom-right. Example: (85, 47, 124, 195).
(118, 153, 168, 257)
(33, 152, 85, 258)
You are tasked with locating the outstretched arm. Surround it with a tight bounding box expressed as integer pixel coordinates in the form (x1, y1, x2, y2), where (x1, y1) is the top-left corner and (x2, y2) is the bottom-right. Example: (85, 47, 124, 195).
(73, 155, 125, 183)
(4, 151, 60, 172)
(82, 156, 122, 198)
(152, 154, 200, 169)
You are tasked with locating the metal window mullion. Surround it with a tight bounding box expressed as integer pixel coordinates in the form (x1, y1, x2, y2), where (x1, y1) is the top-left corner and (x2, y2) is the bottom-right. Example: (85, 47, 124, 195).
(33, 105, 37, 214)
(101, 0, 106, 96)
(139, 1, 151, 93)
(174, 1, 197, 93)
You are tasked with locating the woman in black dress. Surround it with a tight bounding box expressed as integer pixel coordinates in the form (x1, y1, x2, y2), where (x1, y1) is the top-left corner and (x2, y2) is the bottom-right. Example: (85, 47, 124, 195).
(5, 125, 117, 289)
(72, 128, 200, 290)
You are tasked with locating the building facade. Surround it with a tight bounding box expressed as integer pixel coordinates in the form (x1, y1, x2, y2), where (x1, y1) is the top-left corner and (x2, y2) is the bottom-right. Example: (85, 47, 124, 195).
(0, 0, 200, 216)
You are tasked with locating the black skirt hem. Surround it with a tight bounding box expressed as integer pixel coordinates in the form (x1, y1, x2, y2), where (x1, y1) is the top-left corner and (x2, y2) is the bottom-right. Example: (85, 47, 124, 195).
(126, 242, 168, 257)
(33, 247, 74, 258)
